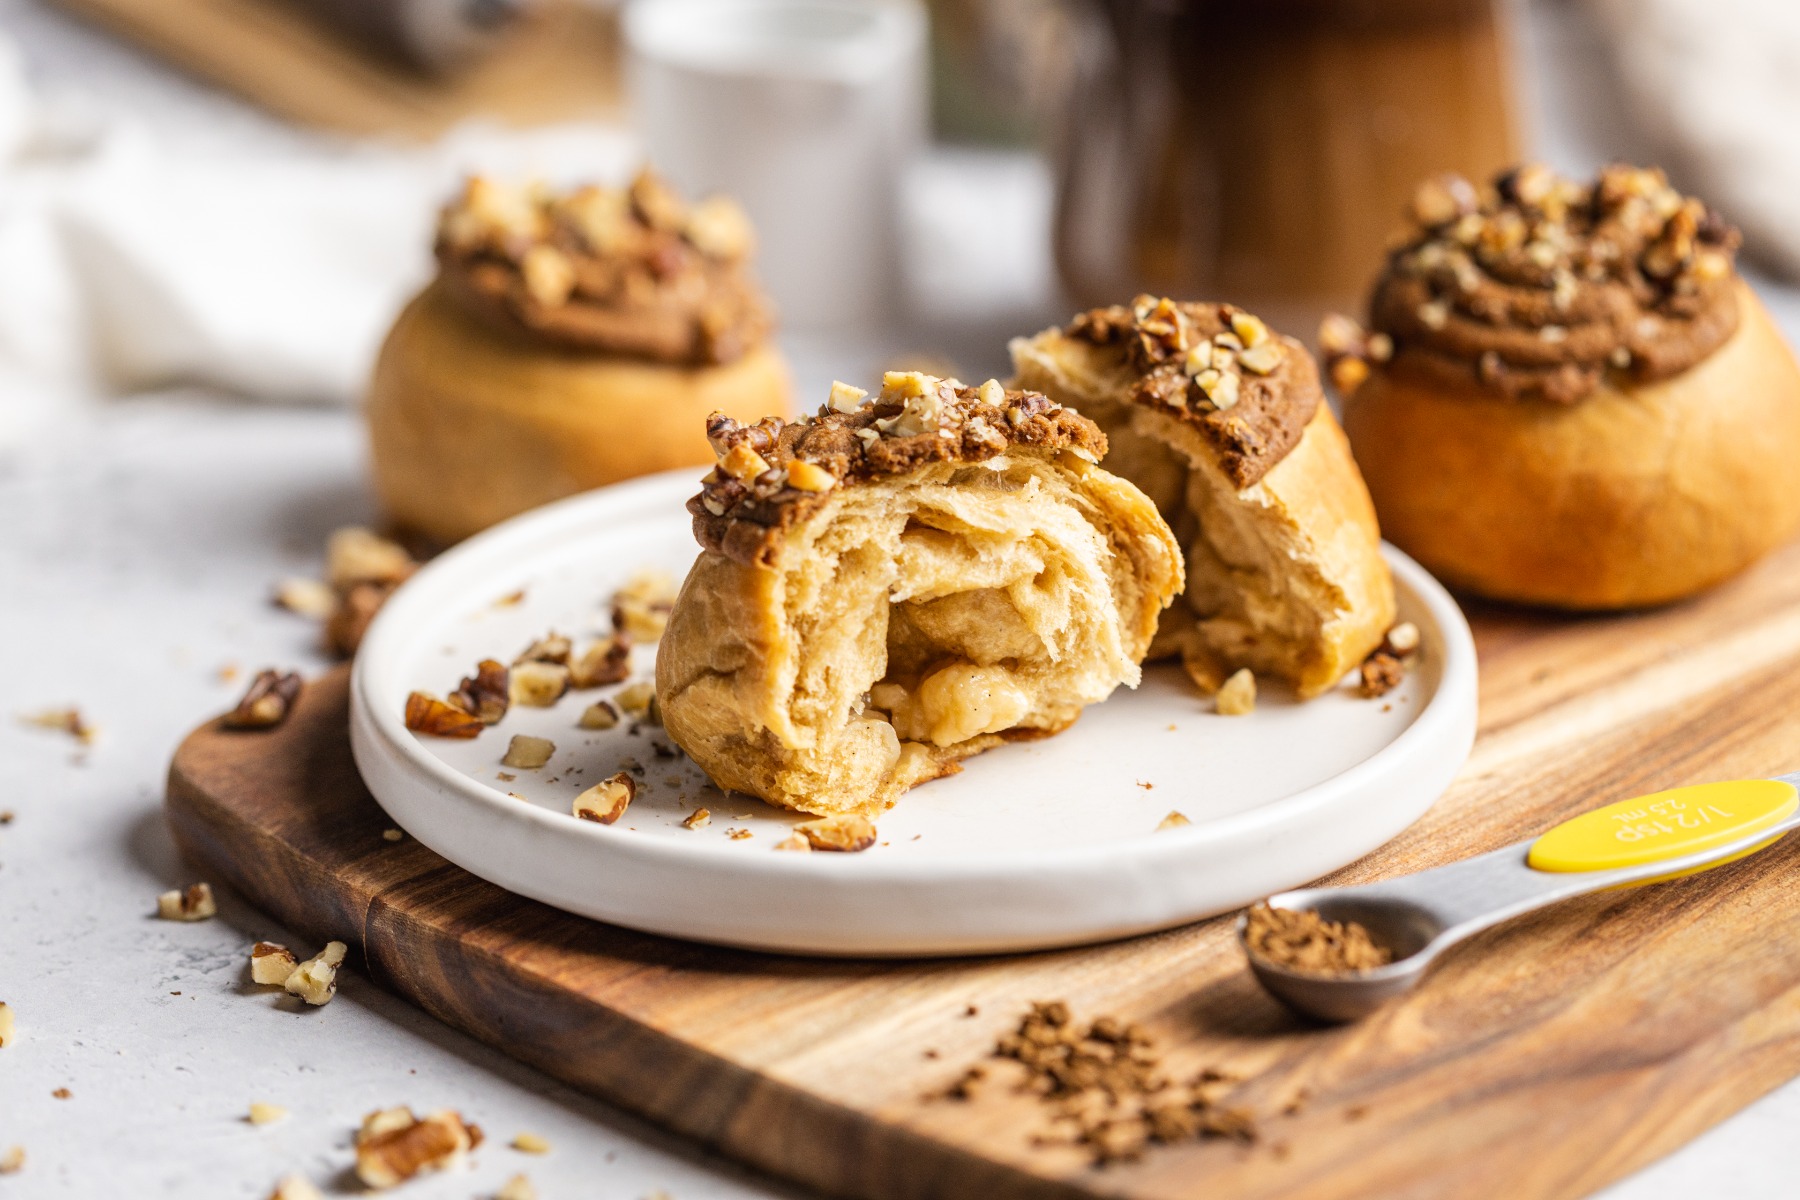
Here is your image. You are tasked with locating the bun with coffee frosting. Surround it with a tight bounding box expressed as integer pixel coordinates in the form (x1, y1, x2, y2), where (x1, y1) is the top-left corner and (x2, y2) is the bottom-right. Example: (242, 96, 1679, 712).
(367, 170, 791, 544)
(1333, 163, 1800, 609)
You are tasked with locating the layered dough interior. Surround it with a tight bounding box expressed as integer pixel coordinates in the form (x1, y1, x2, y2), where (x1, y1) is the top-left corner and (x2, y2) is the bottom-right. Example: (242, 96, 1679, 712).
(658, 453, 1179, 816)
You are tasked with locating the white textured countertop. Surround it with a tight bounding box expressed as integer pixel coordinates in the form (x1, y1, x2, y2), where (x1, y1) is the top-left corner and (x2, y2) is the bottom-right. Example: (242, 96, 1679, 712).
(2, 0, 1799, 1196)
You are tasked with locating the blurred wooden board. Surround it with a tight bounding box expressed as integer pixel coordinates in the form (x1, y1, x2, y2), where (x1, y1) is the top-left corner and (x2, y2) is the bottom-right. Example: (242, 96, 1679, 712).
(53, 0, 620, 138)
(163, 534, 1800, 1200)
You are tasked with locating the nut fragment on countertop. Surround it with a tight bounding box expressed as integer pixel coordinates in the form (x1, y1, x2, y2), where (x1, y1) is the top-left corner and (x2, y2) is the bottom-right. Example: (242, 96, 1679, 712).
(405, 692, 484, 739)
(497, 1174, 538, 1200)
(250, 941, 300, 985)
(578, 700, 620, 730)
(17, 707, 97, 745)
(614, 681, 656, 720)
(222, 669, 303, 730)
(451, 659, 510, 726)
(612, 570, 678, 643)
(354, 1107, 483, 1190)
(325, 527, 416, 593)
(1216, 669, 1256, 716)
(569, 636, 631, 688)
(1157, 811, 1192, 831)
(509, 662, 571, 708)
(0, 1001, 14, 1047)
(573, 773, 635, 824)
(266, 1175, 322, 1200)
(283, 941, 348, 1007)
(681, 807, 712, 830)
(501, 735, 556, 770)
(272, 577, 337, 619)
(157, 882, 217, 922)
(248, 1102, 289, 1126)
(795, 813, 876, 853)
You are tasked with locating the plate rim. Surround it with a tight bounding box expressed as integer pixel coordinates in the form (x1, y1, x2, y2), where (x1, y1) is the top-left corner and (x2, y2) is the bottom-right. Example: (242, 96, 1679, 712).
(351, 469, 1477, 885)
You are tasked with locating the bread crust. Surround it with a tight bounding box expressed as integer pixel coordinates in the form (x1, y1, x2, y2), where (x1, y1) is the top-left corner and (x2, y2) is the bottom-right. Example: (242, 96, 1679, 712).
(366, 279, 791, 544)
(1343, 280, 1800, 609)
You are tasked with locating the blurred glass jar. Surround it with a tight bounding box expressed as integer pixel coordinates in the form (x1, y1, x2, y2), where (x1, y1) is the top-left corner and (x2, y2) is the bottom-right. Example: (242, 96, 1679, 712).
(1051, 0, 1519, 326)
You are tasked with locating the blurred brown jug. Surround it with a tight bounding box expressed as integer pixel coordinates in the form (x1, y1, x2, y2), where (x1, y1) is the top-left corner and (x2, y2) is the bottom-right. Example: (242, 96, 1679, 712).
(1051, 0, 1519, 331)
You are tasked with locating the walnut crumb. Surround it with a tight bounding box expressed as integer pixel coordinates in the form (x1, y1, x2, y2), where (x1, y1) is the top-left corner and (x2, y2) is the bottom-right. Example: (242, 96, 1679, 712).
(0, 1146, 22, 1174)
(573, 773, 635, 824)
(1216, 669, 1256, 716)
(772, 833, 811, 852)
(283, 941, 348, 1006)
(579, 700, 621, 730)
(0, 1002, 14, 1047)
(496, 1174, 538, 1200)
(509, 662, 571, 708)
(157, 883, 217, 922)
(795, 813, 876, 852)
(273, 577, 338, 620)
(248, 1102, 288, 1125)
(501, 735, 556, 770)
(382, 828, 404, 843)
(1157, 811, 1192, 831)
(404, 692, 483, 739)
(222, 670, 303, 730)
(614, 682, 656, 720)
(570, 636, 631, 689)
(354, 1107, 482, 1190)
(18, 707, 96, 745)
(510, 1132, 551, 1154)
(681, 808, 712, 830)
(249, 942, 299, 986)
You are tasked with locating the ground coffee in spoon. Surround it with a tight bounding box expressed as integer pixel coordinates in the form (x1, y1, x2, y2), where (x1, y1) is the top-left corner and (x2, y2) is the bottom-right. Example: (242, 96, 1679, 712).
(1244, 904, 1393, 975)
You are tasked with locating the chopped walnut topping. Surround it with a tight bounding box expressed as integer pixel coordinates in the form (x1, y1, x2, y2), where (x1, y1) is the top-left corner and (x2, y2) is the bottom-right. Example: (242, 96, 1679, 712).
(250, 942, 299, 986)
(721, 442, 772, 482)
(681, 807, 712, 830)
(248, 1102, 289, 1126)
(0, 1002, 14, 1048)
(405, 692, 484, 739)
(826, 380, 869, 414)
(614, 681, 656, 720)
(795, 813, 876, 853)
(266, 1174, 323, 1200)
(1216, 669, 1256, 716)
(573, 773, 635, 824)
(450, 659, 510, 725)
(1157, 811, 1192, 831)
(510, 1132, 552, 1154)
(612, 570, 677, 642)
(501, 735, 556, 770)
(354, 1108, 483, 1190)
(569, 636, 631, 688)
(18, 707, 96, 745)
(685, 195, 755, 259)
(519, 244, 576, 308)
(509, 662, 571, 708)
(222, 670, 303, 730)
(157, 882, 217, 922)
(579, 700, 621, 730)
(273, 577, 337, 620)
(283, 941, 348, 1007)
(785, 460, 835, 493)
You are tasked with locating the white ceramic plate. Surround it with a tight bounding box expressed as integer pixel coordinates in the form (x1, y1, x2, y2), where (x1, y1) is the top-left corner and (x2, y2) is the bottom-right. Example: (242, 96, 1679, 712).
(350, 470, 1478, 956)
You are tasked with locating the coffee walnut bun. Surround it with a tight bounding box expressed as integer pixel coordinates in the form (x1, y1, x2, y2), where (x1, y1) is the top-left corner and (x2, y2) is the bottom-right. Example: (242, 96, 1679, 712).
(654, 373, 1183, 818)
(1334, 163, 1800, 610)
(366, 170, 790, 545)
(1010, 297, 1394, 699)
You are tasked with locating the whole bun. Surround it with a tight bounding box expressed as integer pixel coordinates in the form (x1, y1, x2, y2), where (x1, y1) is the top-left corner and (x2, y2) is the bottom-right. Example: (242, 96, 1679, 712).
(1334, 164, 1800, 609)
(366, 171, 790, 545)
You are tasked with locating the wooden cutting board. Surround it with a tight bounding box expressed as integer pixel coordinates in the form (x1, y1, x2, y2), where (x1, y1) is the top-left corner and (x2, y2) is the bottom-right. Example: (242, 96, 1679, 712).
(53, 0, 620, 139)
(165, 540, 1800, 1200)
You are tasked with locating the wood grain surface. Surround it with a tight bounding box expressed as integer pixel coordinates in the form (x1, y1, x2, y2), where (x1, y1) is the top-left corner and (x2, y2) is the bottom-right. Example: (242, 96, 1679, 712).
(53, 0, 619, 139)
(165, 539, 1800, 1200)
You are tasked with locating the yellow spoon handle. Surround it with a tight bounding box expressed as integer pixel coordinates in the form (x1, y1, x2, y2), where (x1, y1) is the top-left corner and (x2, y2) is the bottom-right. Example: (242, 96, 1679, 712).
(1528, 779, 1799, 876)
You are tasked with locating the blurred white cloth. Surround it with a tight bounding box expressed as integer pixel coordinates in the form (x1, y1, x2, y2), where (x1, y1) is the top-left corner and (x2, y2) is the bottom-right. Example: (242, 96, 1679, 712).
(0, 33, 635, 422)
(1586, 0, 1800, 279)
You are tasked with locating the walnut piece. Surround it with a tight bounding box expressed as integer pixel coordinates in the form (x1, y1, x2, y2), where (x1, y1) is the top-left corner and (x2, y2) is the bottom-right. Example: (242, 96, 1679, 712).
(573, 772, 635, 824)
(354, 1107, 483, 1190)
(612, 570, 677, 642)
(569, 636, 631, 688)
(222, 669, 303, 730)
(405, 692, 484, 739)
(510, 1132, 552, 1154)
(266, 1175, 323, 1200)
(0, 1146, 22, 1175)
(0, 1001, 14, 1047)
(681, 807, 712, 830)
(578, 700, 620, 730)
(248, 1102, 289, 1126)
(325, 527, 415, 593)
(272, 577, 337, 619)
(1216, 669, 1257, 716)
(1157, 811, 1192, 831)
(773, 833, 812, 852)
(501, 735, 556, 770)
(614, 681, 656, 721)
(514, 632, 573, 667)
(497, 1174, 538, 1200)
(250, 941, 300, 985)
(450, 659, 510, 726)
(509, 662, 570, 708)
(157, 882, 217, 922)
(325, 582, 393, 659)
(795, 814, 876, 853)
(283, 941, 348, 1007)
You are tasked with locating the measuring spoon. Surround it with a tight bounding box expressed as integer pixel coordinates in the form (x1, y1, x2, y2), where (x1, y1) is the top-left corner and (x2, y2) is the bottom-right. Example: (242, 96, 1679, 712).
(1240, 774, 1800, 1022)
